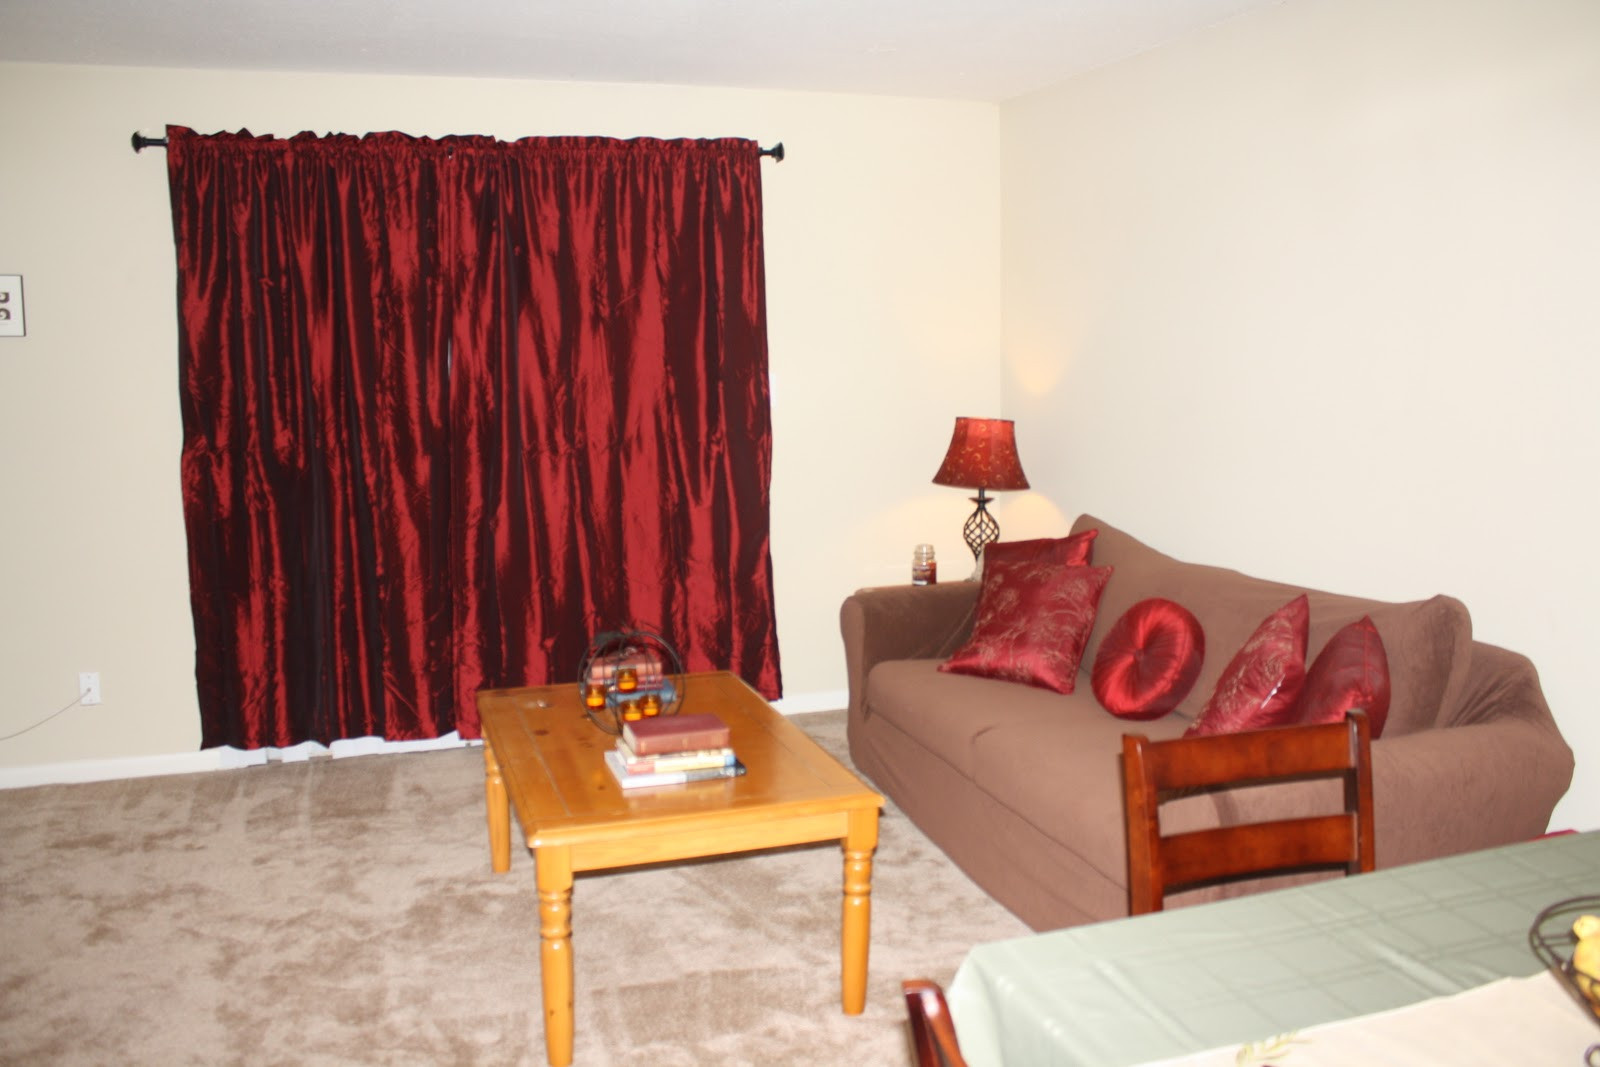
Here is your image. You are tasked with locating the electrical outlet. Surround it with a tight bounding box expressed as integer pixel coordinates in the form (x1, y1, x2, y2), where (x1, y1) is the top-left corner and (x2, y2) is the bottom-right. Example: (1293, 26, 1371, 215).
(0, 275, 23, 338)
(79, 671, 101, 706)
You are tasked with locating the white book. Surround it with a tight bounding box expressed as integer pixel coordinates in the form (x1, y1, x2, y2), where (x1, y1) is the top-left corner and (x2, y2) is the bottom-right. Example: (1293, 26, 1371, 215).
(602, 748, 746, 790)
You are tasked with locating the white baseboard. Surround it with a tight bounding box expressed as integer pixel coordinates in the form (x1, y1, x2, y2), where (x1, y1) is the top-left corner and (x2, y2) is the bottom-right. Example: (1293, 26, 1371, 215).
(0, 748, 237, 789)
(772, 688, 848, 715)
(0, 689, 849, 790)
(0, 732, 482, 789)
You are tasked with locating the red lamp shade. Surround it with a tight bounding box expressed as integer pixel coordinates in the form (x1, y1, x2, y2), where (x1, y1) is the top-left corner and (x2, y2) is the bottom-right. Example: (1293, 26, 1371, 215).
(932, 417, 1030, 561)
(932, 417, 1030, 491)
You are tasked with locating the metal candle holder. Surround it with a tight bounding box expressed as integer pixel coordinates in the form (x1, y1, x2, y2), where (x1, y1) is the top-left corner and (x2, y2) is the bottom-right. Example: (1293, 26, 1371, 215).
(577, 626, 686, 735)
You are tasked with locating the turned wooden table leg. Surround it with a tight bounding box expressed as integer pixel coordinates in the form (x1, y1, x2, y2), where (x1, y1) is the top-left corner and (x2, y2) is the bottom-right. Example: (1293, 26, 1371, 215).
(841, 807, 879, 1015)
(536, 846, 576, 1067)
(483, 738, 512, 874)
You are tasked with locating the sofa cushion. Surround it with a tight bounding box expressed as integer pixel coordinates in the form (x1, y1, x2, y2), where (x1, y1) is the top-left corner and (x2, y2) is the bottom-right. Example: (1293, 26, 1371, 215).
(1186, 595, 1310, 737)
(1069, 514, 1473, 738)
(868, 658, 1206, 891)
(967, 684, 1201, 888)
(940, 562, 1112, 694)
(865, 659, 1056, 779)
(1091, 597, 1206, 720)
(1295, 616, 1391, 736)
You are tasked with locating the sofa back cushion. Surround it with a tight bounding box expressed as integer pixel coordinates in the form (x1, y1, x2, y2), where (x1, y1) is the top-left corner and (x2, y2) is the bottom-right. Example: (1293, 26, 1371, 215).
(1069, 514, 1473, 737)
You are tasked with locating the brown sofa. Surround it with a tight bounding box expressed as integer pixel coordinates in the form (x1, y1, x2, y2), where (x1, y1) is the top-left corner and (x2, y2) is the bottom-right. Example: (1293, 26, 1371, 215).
(841, 514, 1573, 931)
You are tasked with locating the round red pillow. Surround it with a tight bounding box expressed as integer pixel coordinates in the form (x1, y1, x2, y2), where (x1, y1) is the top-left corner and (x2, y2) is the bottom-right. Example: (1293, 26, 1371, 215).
(1091, 598, 1205, 720)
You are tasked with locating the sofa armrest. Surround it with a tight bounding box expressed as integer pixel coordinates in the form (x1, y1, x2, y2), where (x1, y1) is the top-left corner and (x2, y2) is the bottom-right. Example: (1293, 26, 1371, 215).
(1210, 638, 1571, 868)
(1208, 640, 1571, 869)
(840, 583, 979, 722)
(1374, 643, 1571, 860)
(1376, 643, 1574, 857)
(1372, 719, 1574, 865)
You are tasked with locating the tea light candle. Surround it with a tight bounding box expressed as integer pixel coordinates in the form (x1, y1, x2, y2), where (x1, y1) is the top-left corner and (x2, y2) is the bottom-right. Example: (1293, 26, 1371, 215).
(617, 667, 638, 692)
(584, 684, 607, 709)
(640, 692, 661, 717)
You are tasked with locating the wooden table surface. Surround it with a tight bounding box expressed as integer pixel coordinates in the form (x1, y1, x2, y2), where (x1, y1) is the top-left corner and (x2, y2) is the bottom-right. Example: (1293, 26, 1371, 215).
(478, 671, 883, 1067)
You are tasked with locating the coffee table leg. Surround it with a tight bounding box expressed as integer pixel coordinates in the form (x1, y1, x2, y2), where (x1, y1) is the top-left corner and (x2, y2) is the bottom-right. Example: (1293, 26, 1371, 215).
(536, 846, 576, 1067)
(841, 807, 879, 1015)
(483, 738, 512, 873)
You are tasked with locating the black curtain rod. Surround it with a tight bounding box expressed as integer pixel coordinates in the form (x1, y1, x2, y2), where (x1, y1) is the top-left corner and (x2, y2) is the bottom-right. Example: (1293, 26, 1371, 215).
(132, 132, 783, 160)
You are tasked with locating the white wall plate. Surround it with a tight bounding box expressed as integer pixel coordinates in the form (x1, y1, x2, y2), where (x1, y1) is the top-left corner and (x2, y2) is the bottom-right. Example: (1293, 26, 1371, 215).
(0, 275, 24, 337)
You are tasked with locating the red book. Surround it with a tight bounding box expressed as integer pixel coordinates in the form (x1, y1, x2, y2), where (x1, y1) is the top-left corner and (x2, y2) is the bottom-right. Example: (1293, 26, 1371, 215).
(587, 648, 664, 687)
(622, 713, 731, 756)
(590, 667, 666, 689)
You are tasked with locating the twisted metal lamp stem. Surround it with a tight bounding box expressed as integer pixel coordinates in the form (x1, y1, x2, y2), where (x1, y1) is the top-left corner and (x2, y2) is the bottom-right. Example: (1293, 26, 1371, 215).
(962, 488, 1001, 560)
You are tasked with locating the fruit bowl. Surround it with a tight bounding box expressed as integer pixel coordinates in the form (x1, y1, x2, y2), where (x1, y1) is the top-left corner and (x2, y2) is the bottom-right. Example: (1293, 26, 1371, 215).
(1529, 895, 1600, 1028)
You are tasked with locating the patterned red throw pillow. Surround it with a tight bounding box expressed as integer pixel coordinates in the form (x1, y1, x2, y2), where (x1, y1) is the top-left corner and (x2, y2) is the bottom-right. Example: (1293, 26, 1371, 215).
(1185, 594, 1310, 737)
(939, 561, 1113, 694)
(1091, 598, 1206, 720)
(981, 529, 1098, 571)
(1295, 616, 1391, 737)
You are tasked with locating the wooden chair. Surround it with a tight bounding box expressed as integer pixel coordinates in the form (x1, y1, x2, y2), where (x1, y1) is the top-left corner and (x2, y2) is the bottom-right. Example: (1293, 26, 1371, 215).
(1121, 710, 1375, 915)
(902, 978, 969, 1067)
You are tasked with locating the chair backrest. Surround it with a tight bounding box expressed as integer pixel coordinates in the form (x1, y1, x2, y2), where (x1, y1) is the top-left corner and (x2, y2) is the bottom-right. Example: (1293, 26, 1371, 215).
(1121, 710, 1375, 915)
(902, 978, 969, 1067)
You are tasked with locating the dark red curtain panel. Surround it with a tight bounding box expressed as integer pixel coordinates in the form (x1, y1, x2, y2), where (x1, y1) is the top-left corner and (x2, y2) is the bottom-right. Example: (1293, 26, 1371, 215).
(444, 137, 781, 736)
(167, 127, 456, 748)
(166, 128, 781, 748)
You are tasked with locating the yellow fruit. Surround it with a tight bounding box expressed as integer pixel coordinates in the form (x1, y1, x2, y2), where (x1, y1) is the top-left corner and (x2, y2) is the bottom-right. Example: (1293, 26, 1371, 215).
(1574, 914, 1600, 1006)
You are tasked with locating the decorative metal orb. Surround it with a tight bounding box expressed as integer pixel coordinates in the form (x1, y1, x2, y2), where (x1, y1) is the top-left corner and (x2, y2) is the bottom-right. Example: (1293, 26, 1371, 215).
(577, 626, 686, 735)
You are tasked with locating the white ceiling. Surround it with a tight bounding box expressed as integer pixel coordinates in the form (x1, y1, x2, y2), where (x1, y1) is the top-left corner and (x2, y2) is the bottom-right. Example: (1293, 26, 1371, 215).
(0, 0, 1283, 102)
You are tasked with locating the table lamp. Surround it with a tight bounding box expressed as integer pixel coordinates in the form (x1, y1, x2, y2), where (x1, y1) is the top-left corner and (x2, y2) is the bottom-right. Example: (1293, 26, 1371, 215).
(932, 416, 1030, 562)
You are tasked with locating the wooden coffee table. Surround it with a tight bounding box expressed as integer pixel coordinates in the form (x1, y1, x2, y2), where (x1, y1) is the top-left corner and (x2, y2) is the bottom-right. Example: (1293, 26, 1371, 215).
(477, 671, 884, 1067)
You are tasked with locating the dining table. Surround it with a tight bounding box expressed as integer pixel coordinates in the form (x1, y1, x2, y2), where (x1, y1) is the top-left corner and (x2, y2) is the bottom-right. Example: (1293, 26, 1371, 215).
(946, 829, 1600, 1066)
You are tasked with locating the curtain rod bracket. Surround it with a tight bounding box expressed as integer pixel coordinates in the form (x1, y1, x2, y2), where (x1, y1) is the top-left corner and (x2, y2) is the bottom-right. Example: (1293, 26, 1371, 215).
(134, 131, 783, 159)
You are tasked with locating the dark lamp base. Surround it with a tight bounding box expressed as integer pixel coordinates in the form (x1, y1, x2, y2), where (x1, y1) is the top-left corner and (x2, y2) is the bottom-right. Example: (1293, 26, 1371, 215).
(962, 490, 1000, 561)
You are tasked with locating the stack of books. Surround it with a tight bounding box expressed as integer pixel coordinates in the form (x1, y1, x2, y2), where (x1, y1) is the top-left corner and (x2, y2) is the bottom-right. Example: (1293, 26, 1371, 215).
(603, 713, 746, 790)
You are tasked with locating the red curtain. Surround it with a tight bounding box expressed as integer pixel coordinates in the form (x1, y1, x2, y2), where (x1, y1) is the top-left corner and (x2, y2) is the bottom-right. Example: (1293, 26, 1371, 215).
(444, 137, 781, 736)
(166, 127, 780, 749)
(168, 128, 456, 749)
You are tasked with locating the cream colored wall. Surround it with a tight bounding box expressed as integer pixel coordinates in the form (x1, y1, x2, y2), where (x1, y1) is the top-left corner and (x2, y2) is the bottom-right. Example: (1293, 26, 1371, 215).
(1000, 0, 1600, 829)
(0, 61, 1001, 770)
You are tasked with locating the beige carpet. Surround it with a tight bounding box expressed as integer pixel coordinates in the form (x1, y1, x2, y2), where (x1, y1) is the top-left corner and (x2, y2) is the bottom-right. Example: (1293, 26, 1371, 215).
(0, 710, 1029, 1066)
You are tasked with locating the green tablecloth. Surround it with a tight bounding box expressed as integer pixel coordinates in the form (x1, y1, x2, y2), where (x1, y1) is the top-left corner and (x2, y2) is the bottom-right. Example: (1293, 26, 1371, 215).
(947, 831, 1599, 1066)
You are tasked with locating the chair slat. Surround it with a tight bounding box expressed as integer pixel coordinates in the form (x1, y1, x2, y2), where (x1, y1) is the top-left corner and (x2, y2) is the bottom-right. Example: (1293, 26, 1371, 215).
(1161, 814, 1361, 890)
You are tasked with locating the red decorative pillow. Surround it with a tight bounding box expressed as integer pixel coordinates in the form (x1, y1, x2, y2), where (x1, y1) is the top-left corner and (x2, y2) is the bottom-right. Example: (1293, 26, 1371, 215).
(939, 561, 1112, 694)
(1091, 598, 1205, 720)
(981, 529, 1098, 571)
(1295, 616, 1391, 737)
(1185, 595, 1309, 737)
